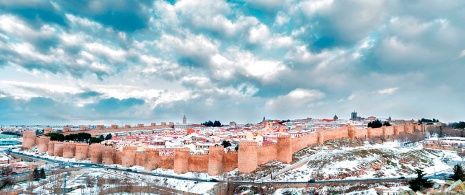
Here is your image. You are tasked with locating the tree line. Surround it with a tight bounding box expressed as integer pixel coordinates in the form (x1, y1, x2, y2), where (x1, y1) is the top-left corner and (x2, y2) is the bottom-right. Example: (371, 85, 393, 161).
(202, 120, 222, 127)
(45, 132, 112, 144)
(367, 119, 391, 128)
(448, 121, 465, 129)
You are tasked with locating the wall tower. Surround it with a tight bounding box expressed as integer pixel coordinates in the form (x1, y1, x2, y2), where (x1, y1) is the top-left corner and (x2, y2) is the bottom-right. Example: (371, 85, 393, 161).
(277, 134, 292, 164)
(174, 148, 190, 174)
(238, 141, 258, 173)
(102, 146, 116, 165)
(38, 136, 50, 153)
(22, 131, 36, 149)
(53, 142, 64, 156)
(90, 144, 103, 164)
(62, 142, 76, 158)
(121, 146, 137, 167)
(208, 146, 225, 176)
(75, 143, 89, 160)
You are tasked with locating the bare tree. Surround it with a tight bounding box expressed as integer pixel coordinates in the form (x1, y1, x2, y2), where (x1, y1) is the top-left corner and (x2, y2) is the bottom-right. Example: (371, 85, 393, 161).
(0, 166, 12, 176)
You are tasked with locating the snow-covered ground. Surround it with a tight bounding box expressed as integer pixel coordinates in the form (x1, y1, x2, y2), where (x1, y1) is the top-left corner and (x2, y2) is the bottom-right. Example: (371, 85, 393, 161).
(263, 141, 461, 182)
(17, 146, 92, 163)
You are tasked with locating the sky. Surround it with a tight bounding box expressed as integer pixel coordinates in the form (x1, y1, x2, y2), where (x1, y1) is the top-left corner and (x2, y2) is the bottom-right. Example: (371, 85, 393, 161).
(0, 0, 464, 125)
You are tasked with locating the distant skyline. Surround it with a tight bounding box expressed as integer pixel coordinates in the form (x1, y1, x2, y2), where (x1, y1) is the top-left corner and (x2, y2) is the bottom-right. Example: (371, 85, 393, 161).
(1, 0, 464, 125)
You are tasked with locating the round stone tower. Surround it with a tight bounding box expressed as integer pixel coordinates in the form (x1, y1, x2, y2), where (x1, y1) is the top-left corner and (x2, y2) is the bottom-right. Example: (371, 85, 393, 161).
(102, 146, 116, 165)
(48, 141, 55, 156)
(63, 142, 76, 158)
(90, 144, 103, 164)
(277, 134, 292, 164)
(38, 136, 50, 153)
(367, 127, 372, 138)
(238, 141, 258, 174)
(393, 126, 399, 135)
(53, 142, 64, 156)
(22, 131, 36, 149)
(144, 149, 160, 170)
(208, 146, 225, 176)
(75, 143, 89, 160)
(135, 151, 146, 166)
(348, 126, 356, 139)
(43, 128, 52, 134)
(121, 146, 137, 167)
(317, 130, 324, 144)
(174, 148, 190, 174)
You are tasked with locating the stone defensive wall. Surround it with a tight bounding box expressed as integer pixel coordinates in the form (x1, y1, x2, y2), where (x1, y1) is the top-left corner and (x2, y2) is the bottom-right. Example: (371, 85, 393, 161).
(61, 123, 173, 136)
(75, 143, 89, 160)
(102, 146, 116, 165)
(22, 123, 428, 176)
(257, 143, 277, 165)
(38, 136, 50, 153)
(47, 141, 55, 156)
(22, 131, 37, 149)
(53, 142, 64, 156)
(63, 142, 76, 158)
(90, 144, 103, 164)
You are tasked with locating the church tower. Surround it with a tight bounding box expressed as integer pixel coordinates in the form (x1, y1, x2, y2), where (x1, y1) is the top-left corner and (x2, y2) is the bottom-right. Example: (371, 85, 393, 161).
(183, 115, 187, 124)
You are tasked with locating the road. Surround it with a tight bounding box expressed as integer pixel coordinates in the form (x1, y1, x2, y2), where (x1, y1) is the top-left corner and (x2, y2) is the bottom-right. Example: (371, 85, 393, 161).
(6, 148, 441, 186)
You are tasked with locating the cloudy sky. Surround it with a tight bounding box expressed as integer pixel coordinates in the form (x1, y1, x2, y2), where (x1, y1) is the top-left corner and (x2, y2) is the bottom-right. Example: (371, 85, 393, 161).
(0, 0, 464, 125)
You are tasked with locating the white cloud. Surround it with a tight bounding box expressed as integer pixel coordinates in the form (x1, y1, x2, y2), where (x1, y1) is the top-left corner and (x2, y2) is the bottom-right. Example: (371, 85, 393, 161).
(265, 88, 325, 119)
(459, 50, 465, 58)
(210, 48, 287, 83)
(377, 87, 398, 95)
(247, 24, 270, 45)
(299, 0, 334, 18)
(274, 12, 290, 26)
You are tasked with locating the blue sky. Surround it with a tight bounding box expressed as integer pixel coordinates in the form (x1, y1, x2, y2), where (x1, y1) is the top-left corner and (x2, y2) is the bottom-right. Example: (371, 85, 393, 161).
(1, 0, 464, 125)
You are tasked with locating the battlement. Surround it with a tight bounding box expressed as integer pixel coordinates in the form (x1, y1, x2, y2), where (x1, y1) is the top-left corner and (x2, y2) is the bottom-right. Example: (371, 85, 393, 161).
(277, 134, 291, 138)
(91, 144, 104, 149)
(239, 141, 258, 147)
(191, 152, 209, 156)
(145, 148, 159, 152)
(44, 128, 52, 134)
(75, 143, 89, 147)
(209, 145, 225, 150)
(63, 142, 76, 148)
(123, 146, 137, 151)
(174, 147, 190, 152)
(225, 151, 238, 155)
(23, 131, 36, 138)
(261, 142, 278, 147)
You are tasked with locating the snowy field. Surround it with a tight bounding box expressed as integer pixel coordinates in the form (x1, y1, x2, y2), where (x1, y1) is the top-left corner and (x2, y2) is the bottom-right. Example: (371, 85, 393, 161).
(253, 141, 462, 182)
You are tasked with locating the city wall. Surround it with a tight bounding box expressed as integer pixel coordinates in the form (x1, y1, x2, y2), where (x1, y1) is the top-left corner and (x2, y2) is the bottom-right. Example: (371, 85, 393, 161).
(21, 123, 426, 175)
(61, 124, 172, 136)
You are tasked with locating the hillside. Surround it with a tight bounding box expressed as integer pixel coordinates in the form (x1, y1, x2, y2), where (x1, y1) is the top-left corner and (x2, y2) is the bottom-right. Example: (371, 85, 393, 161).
(230, 139, 461, 182)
